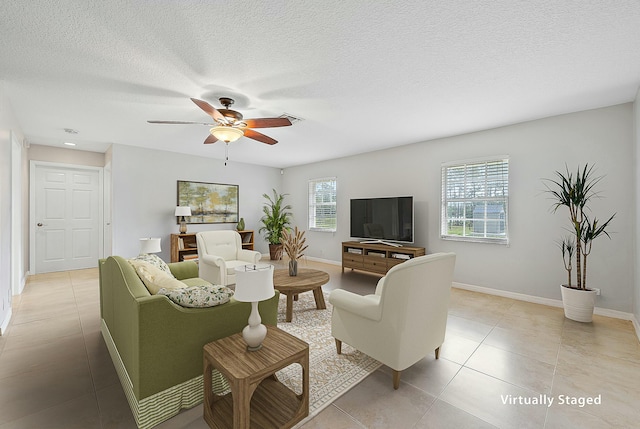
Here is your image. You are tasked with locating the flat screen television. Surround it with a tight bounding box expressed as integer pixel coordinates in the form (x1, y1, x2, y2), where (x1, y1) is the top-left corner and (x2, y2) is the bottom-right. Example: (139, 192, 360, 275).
(350, 196, 414, 244)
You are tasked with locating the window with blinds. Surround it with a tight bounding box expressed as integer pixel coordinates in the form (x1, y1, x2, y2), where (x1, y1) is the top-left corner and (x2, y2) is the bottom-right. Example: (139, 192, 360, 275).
(308, 177, 337, 232)
(441, 158, 509, 244)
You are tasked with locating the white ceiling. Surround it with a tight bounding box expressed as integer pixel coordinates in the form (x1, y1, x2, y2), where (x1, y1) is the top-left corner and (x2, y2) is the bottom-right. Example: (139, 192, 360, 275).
(2, 1, 640, 168)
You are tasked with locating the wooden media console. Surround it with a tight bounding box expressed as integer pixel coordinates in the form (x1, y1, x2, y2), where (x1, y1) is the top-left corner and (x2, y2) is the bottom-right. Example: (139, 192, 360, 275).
(342, 241, 426, 275)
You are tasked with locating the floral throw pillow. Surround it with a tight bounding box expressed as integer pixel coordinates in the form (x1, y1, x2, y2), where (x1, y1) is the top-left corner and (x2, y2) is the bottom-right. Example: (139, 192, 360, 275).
(131, 253, 174, 277)
(158, 285, 234, 308)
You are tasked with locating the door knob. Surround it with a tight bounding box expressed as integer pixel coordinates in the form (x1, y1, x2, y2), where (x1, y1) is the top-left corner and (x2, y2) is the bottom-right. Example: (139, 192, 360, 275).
(37, 223, 43, 227)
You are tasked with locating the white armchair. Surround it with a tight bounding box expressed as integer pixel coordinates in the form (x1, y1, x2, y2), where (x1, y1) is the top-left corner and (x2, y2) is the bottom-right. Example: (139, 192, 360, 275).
(196, 230, 261, 286)
(330, 252, 456, 389)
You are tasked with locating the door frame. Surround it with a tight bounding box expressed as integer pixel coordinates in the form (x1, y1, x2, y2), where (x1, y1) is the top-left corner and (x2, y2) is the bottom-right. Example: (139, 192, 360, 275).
(29, 160, 105, 274)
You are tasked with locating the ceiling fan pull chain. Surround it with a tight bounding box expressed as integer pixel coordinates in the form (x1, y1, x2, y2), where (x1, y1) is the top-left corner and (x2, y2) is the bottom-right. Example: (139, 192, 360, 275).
(225, 142, 229, 166)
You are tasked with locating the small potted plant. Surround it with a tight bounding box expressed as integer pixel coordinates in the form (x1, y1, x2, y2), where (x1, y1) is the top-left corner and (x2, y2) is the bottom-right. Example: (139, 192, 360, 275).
(544, 164, 615, 322)
(282, 226, 308, 276)
(259, 189, 292, 260)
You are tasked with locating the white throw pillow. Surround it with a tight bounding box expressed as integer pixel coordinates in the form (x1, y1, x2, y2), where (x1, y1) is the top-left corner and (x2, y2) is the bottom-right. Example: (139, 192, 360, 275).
(129, 259, 185, 295)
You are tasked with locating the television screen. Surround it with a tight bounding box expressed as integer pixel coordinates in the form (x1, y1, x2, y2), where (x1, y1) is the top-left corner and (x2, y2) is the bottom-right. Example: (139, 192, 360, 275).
(350, 196, 414, 243)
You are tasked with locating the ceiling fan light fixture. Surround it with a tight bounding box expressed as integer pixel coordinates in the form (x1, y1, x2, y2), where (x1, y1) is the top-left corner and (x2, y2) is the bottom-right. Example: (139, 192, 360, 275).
(210, 126, 244, 143)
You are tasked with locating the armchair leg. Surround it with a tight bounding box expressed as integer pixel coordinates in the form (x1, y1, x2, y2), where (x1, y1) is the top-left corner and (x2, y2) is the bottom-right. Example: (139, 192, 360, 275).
(335, 339, 342, 354)
(435, 347, 440, 359)
(392, 370, 401, 390)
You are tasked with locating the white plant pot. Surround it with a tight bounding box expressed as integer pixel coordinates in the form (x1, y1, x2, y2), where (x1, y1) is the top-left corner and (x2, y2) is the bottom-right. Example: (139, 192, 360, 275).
(560, 285, 597, 323)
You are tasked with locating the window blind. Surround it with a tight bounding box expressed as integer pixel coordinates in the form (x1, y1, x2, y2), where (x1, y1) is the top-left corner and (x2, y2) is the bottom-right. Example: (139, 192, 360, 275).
(308, 177, 337, 232)
(441, 158, 509, 244)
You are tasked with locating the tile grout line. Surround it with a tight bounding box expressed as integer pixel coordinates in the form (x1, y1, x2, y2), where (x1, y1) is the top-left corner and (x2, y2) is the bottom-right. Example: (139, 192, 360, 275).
(70, 271, 107, 429)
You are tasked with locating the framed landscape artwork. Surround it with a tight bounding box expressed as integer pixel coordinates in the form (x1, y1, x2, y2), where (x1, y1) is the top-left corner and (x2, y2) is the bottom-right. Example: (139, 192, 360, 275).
(177, 180, 239, 224)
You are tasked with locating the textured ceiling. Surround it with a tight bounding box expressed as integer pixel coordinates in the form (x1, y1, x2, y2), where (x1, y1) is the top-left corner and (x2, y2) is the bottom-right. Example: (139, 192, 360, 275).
(1, 1, 640, 168)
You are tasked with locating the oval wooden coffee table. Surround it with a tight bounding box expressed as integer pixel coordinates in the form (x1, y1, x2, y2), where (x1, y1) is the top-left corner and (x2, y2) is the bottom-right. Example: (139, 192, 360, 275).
(273, 268, 330, 322)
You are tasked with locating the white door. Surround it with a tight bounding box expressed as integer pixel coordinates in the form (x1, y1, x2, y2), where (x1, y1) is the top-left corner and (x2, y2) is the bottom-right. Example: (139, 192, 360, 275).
(32, 162, 103, 273)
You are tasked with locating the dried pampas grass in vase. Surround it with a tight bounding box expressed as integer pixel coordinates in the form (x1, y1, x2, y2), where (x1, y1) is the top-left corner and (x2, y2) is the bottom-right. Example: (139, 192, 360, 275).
(282, 226, 308, 276)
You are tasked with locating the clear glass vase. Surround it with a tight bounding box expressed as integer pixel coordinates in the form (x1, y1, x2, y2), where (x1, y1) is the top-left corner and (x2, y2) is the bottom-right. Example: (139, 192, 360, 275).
(288, 259, 298, 276)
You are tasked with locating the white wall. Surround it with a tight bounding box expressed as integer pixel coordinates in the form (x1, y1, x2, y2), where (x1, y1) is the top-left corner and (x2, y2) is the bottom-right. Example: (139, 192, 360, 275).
(0, 84, 26, 334)
(634, 90, 640, 328)
(28, 144, 105, 167)
(284, 104, 634, 313)
(110, 144, 282, 260)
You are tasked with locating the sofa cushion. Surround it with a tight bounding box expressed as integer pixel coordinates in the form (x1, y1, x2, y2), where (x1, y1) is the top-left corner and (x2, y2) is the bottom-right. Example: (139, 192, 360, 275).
(129, 259, 186, 295)
(158, 285, 234, 308)
(131, 253, 174, 277)
(180, 277, 214, 288)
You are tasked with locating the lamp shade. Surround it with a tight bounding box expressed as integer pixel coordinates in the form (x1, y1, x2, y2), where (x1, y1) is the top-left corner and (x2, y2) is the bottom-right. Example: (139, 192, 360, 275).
(234, 264, 275, 302)
(210, 126, 244, 143)
(139, 237, 161, 254)
(175, 206, 192, 217)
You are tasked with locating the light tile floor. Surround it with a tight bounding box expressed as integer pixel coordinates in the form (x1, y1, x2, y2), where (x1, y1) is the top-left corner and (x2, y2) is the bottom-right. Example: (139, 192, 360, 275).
(0, 260, 638, 428)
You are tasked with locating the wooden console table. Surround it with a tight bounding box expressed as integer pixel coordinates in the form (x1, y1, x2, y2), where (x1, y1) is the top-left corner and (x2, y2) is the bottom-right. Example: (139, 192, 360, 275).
(342, 241, 426, 275)
(203, 326, 309, 429)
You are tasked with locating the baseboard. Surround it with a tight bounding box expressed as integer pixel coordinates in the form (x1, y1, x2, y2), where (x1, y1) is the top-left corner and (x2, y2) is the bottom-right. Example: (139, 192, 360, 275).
(452, 282, 635, 322)
(632, 315, 640, 343)
(303, 256, 341, 266)
(272, 257, 640, 335)
(593, 306, 636, 321)
(260, 254, 342, 267)
(17, 274, 26, 295)
(0, 308, 12, 336)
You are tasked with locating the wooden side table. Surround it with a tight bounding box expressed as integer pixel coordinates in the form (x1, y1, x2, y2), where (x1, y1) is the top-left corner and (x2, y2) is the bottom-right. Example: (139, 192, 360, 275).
(203, 326, 309, 429)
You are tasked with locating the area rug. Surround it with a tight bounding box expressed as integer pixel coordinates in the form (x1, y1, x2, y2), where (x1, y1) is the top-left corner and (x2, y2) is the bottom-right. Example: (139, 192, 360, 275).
(273, 290, 381, 423)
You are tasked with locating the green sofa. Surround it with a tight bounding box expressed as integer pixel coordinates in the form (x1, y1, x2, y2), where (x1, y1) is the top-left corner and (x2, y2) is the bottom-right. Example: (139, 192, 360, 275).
(99, 256, 279, 429)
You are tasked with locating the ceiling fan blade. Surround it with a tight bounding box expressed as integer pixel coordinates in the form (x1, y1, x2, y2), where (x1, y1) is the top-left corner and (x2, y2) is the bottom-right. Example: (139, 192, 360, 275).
(190, 98, 226, 123)
(243, 117, 292, 128)
(203, 134, 218, 144)
(244, 128, 278, 145)
(148, 120, 215, 125)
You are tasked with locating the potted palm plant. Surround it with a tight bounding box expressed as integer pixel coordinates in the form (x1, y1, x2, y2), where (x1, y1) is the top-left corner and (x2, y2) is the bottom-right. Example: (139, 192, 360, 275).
(544, 164, 615, 322)
(259, 189, 292, 260)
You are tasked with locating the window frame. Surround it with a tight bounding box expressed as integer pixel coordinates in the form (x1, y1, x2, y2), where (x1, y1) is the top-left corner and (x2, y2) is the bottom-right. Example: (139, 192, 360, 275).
(308, 177, 337, 232)
(441, 157, 509, 244)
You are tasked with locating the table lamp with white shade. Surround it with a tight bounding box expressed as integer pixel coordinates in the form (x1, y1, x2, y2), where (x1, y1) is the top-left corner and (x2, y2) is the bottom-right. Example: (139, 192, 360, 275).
(234, 264, 275, 351)
(175, 206, 192, 233)
(139, 237, 161, 254)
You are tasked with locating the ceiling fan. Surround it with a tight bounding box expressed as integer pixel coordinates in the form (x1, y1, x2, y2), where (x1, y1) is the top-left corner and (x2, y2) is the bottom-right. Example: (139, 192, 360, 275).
(148, 97, 292, 145)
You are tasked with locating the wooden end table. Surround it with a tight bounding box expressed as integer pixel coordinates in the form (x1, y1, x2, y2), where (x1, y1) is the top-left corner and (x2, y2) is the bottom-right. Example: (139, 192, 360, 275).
(273, 268, 330, 322)
(203, 326, 309, 429)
